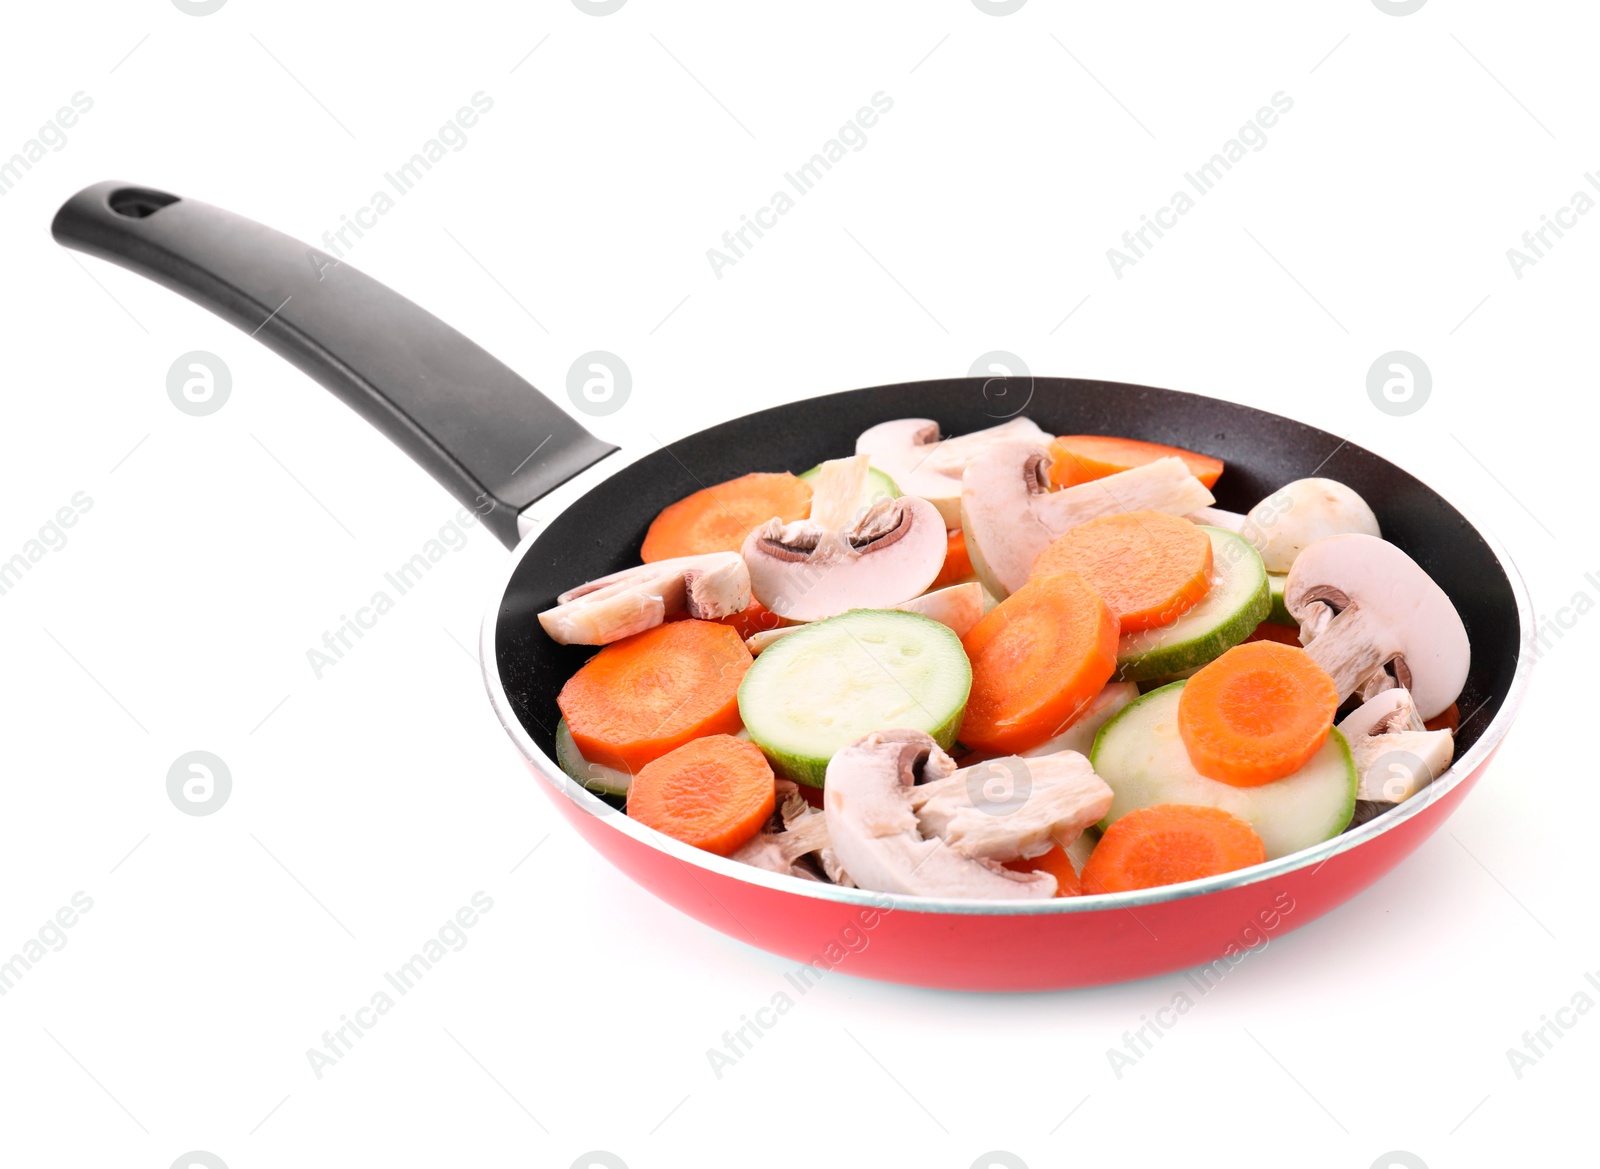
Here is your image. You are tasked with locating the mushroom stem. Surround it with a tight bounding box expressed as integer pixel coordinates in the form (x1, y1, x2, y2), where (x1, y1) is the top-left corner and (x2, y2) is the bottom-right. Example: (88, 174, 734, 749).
(731, 781, 853, 884)
(538, 552, 751, 645)
(1338, 689, 1454, 803)
(823, 731, 1059, 899)
(908, 749, 1113, 863)
(1298, 603, 1393, 702)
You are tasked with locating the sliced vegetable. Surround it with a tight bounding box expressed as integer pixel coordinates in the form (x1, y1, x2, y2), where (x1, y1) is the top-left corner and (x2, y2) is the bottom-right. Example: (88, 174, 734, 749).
(731, 779, 851, 883)
(743, 455, 946, 621)
(739, 609, 971, 786)
(930, 528, 975, 590)
(714, 599, 784, 641)
(1244, 478, 1380, 574)
(742, 582, 984, 654)
(1186, 506, 1246, 532)
(554, 717, 633, 797)
(960, 571, 1119, 754)
(540, 552, 751, 645)
(823, 730, 1057, 898)
(856, 416, 1049, 527)
(1080, 804, 1265, 893)
(909, 749, 1112, 862)
(961, 444, 1214, 598)
(1337, 687, 1454, 804)
(1048, 434, 1224, 490)
(1284, 534, 1469, 720)
(1064, 826, 1099, 876)
(1091, 682, 1356, 860)
(1266, 571, 1292, 625)
(1004, 845, 1081, 896)
(1115, 526, 1269, 681)
(640, 471, 811, 562)
(1031, 510, 1213, 632)
(1424, 703, 1460, 734)
(799, 461, 898, 513)
(627, 735, 776, 855)
(1177, 641, 1339, 787)
(558, 619, 750, 772)
(962, 681, 1138, 766)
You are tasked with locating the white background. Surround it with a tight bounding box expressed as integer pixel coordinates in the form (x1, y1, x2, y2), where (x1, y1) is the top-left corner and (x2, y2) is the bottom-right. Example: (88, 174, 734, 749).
(0, 2, 1592, 1167)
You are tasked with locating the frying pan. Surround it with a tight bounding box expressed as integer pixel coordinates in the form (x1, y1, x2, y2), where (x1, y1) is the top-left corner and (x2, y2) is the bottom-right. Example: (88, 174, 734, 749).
(53, 181, 1532, 992)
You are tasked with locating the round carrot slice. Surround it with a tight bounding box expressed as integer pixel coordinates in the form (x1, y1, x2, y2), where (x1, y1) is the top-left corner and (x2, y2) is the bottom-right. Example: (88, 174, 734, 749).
(1177, 641, 1339, 787)
(628, 735, 776, 855)
(929, 528, 974, 590)
(959, 571, 1119, 754)
(1424, 703, 1459, 734)
(1004, 844, 1081, 896)
(558, 619, 751, 773)
(1048, 435, 1224, 490)
(640, 472, 812, 562)
(1081, 804, 1265, 893)
(1031, 510, 1212, 633)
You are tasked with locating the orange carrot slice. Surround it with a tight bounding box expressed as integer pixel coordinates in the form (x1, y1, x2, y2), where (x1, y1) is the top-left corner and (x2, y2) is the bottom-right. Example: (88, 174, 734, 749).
(558, 620, 751, 772)
(1030, 510, 1212, 633)
(1243, 622, 1302, 647)
(1424, 703, 1460, 734)
(930, 528, 974, 590)
(1081, 804, 1265, 893)
(1004, 844, 1081, 896)
(715, 599, 784, 641)
(1177, 641, 1338, 787)
(627, 735, 776, 855)
(640, 472, 811, 562)
(1048, 435, 1224, 490)
(959, 571, 1119, 754)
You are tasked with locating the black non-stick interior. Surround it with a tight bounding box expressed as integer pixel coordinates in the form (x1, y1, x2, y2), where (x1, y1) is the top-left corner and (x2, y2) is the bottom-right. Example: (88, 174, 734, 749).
(496, 377, 1520, 766)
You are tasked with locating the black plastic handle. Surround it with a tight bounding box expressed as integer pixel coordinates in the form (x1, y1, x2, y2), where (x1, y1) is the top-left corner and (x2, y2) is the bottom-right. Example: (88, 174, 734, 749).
(53, 181, 617, 546)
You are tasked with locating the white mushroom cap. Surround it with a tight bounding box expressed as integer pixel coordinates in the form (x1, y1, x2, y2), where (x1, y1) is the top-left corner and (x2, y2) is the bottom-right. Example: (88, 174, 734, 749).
(1285, 534, 1469, 720)
(960, 442, 1215, 598)
(823, 730, 1058, 899)
(856, 417, 1048, 527)
(1244, 478, 1381, 573)
(1338, 688, 1455, 803)
(742, 496, 947, 622)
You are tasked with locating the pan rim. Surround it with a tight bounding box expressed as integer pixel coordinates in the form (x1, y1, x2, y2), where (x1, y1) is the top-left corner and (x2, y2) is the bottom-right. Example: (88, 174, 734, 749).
(479, 380, 1536, 918)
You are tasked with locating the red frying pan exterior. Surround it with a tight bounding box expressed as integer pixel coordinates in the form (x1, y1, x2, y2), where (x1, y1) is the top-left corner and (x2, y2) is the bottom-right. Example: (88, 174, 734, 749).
(528, 749, 1499, 991)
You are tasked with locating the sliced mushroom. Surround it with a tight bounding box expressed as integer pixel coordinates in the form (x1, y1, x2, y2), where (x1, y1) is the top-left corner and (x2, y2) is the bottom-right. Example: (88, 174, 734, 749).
(855, 417, 1048, 527)
(538, 552, 750, 645)
(1284, 534, 1469, 720)
(908, 749, 1113, 863)
(1337, 688, 1455, 803)
(731, 781, 853, 884)
(823, 730, 1058, 898)
(742, 455, 946, 621)
(742, 582, 984, 655)
(960, 443, 1215, 598)
(1185, 506, 1247, 532)
(1242, 478, 1380, 573)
